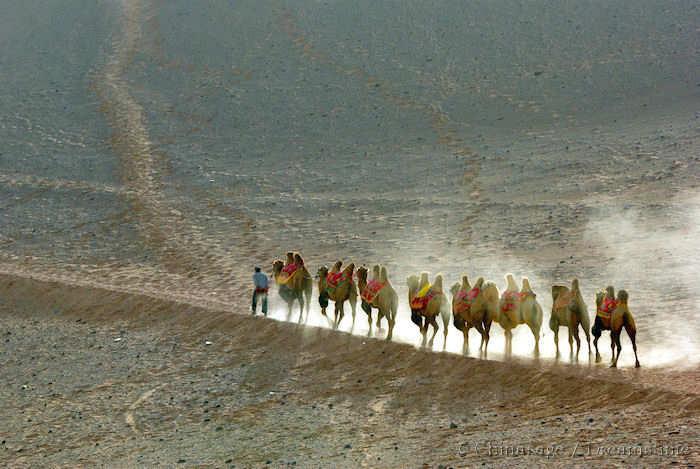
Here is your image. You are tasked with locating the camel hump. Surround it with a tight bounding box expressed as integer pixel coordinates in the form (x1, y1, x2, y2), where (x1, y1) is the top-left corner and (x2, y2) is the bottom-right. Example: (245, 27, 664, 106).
(380, 266, 388, 283)
(521, 277, 532, 292)
(505, 273, 517, 291)
(450, 282, 461, 296)
(474, 277, 485, 289)
(552, 285, 568, 301)
(419, 272, 430, 288)
(432, 274, 444, 293)
(571, 278, 580, 293)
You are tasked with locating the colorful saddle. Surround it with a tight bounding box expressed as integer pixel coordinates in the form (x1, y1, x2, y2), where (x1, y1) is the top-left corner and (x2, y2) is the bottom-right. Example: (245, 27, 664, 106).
(453, 287, 480, 315)
(276, 264, 301, 285)
(326, 271, 352, 294)
(597, 297, 617, 319)
(361, 280, 386, 303)
(410, 283, 435, 310)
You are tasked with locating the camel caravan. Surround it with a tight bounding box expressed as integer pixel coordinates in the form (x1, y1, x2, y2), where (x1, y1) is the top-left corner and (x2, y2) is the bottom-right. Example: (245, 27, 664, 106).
(269, 252, 641, 367)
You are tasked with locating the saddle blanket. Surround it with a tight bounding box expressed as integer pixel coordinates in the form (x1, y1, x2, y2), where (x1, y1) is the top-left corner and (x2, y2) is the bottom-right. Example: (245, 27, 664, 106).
(453, 287, 481, 314)
(361, 280, 386, 303)
(597, 297, 617, 319)
(410, 292, 435, 311)
(276, 266, 301, 285)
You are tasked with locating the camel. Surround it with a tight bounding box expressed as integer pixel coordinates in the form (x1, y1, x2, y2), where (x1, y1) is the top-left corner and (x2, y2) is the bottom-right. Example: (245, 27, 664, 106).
(550, 278, 591, 358)
(594, 287, 640, 367)
(452, 276, 499, 354)
(407, 272, 451, 347)
(494, 274, 543, 355)
(357, 265, 399, 340)
(450, 275, 493, 353)
(317, 261, 358, 329)
(271, 256, 312, 321)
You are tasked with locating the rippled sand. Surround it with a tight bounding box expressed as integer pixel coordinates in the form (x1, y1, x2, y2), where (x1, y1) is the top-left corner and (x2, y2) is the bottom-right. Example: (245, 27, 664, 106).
(1, 0, 699, 466)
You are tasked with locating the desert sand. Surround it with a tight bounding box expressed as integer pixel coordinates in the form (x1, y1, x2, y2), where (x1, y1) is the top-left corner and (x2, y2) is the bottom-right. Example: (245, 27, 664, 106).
(1, 0, 699, 467)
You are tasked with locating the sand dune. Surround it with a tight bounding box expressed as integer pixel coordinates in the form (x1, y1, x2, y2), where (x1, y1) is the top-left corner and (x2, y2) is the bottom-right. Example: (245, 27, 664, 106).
(1, 274, 699, 466)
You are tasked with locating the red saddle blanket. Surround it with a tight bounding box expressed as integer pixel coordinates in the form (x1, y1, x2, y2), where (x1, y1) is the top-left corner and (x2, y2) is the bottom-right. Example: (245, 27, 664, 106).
(411, 291, 437, 310)
(361, 280, 386, 303)
(327, 272, 351, 289)
(453, 287, 480, 315)
(282, 264, 298, 275)
(500, 290, 521, 312)
(597, 298, 617, 318)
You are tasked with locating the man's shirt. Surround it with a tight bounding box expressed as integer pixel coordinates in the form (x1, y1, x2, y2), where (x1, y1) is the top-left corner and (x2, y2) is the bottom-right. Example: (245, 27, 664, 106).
(253, 272, 269, 289)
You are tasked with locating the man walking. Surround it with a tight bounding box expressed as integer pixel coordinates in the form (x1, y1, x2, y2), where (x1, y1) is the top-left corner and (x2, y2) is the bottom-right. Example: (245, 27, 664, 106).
(252, 266, 269, 316)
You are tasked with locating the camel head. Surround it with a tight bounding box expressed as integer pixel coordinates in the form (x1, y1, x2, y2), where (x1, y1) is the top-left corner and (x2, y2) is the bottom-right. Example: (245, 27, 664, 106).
(356, 266, 368, 284)
(461, 275, 471, 291)
(505, 273, 518, 292)
(617, 289, 628, 305)
(272, 260, 284, 275)
(317, 265, 329, 279)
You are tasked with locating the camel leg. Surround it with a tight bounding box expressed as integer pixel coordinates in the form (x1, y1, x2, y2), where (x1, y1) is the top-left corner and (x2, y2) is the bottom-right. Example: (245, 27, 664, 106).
(610, 335, 616, 364)
(420, 319, 428, 347)
(366, 308, 373, 337)
(473, 323, 484, 352)
(361, 301, 372, 336)
(626, 324, 640, 368)
(567, 326, 575, 359)
(386, 309, 395, 341)
(350, 297, 357, 327)
(573, 325, 581, 359)
(298, 294, 305, 323)
(336, 301, 345, 329)
(528, 323, 540, 355)
(442, 315, 449, 350)
(428, 317, 439, 347)
(483, 320, 491, 357)
(593, 332, 602, 363)
(553, 328, 560, 357)
(610, 331, 622, 368)
(584, 326, 591, 356)
(462, 327, 470, 354)
(287, 301, 294, 322)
